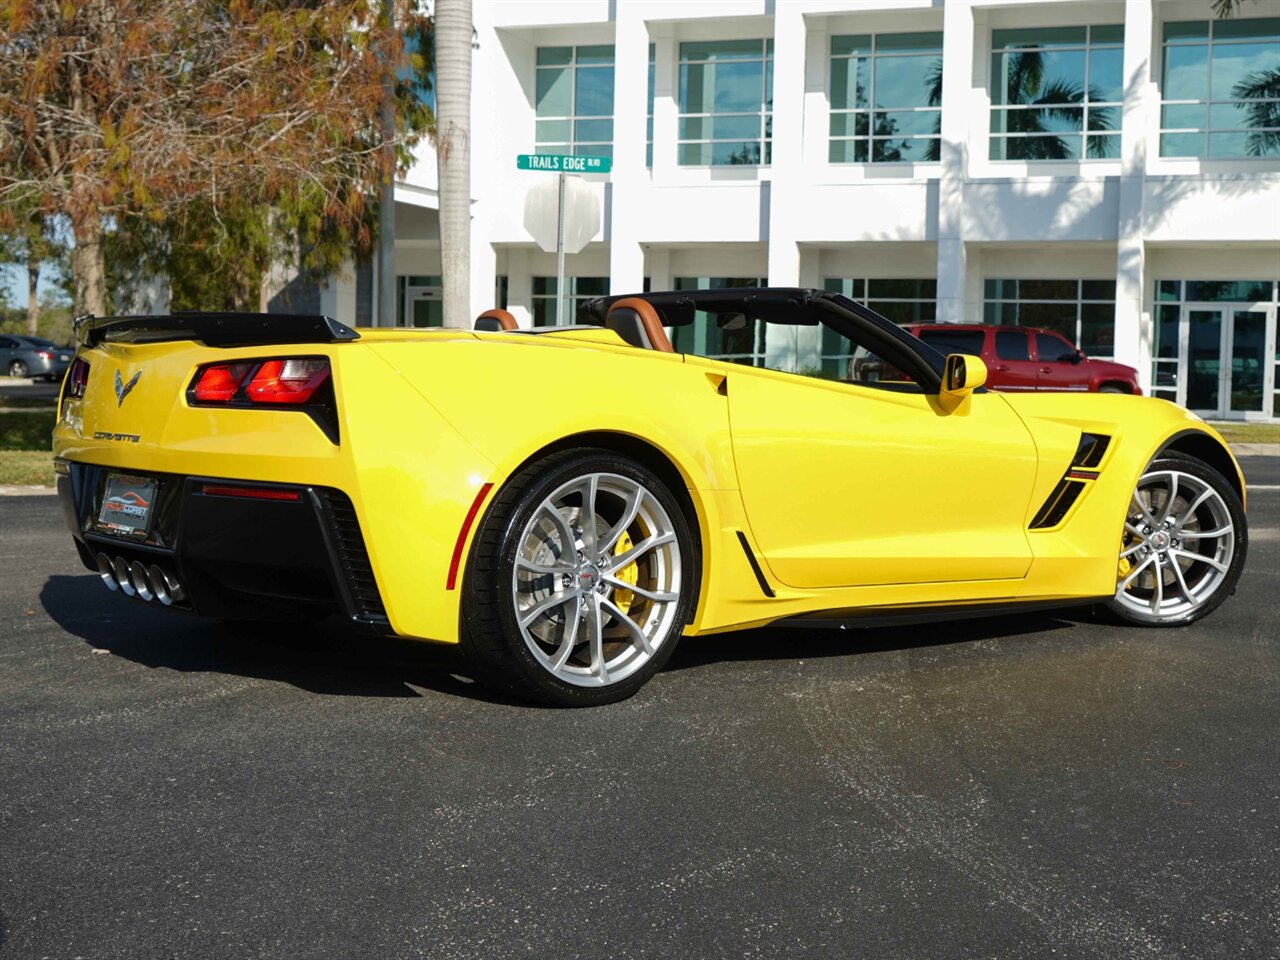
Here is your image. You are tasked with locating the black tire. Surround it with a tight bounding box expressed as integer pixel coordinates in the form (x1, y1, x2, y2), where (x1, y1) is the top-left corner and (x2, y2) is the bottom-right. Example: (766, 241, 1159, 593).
(8, 360, 28, 378)
(1105, 453, 1247, 626)
(461, 448, 698, 707)
(1098, 384, 1127, 394)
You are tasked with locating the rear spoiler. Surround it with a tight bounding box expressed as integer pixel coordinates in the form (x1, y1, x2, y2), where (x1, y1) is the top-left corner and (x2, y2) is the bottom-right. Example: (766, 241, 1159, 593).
(72, 312, 360, 349)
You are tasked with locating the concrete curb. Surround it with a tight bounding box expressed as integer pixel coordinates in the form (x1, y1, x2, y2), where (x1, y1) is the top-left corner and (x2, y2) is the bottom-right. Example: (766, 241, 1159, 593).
(1230, 443, 1280, 457)
(0, 485, 55, 496)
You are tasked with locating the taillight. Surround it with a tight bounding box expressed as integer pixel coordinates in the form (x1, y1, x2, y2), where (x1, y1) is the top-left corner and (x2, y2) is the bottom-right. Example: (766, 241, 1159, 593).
(66, 358, 90, 399)
(189, 358, 329, 406)
(243, 359, 330, 405)
(187, 356, 338, 443)
(37, 350, 54, 360)
(192, 362, 254, 403)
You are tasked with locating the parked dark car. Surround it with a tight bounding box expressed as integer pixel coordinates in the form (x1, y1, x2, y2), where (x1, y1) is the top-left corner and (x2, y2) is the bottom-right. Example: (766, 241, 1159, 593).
(0, 335, 75, 381)
(904, 324, 1141, 395)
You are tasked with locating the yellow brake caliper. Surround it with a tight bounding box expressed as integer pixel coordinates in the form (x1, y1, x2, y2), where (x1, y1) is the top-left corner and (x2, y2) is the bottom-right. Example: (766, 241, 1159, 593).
(612, 530, 638, 615)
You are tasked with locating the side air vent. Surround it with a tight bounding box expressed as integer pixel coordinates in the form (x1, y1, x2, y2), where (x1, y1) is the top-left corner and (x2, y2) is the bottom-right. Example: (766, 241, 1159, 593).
(1030, 480, 1086, 529)
(1029, 432, 1111, 530)
(1074, 433, 1111, 468)
(316, 489, 390, 625)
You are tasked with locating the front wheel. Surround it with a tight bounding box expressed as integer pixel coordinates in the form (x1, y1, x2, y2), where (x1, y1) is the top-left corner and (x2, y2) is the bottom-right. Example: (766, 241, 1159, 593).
(1106, 455, 1247, 625)
(461, 450, 698, 706)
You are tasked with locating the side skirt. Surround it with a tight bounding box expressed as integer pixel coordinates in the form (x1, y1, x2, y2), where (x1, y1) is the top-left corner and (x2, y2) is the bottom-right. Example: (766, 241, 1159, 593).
(775, 596, 1111, 630)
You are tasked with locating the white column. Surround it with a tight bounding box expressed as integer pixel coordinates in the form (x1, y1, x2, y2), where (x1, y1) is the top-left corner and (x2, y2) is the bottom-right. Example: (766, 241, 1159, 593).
(652, 37, 678, 182)
(1114, 0, 1155, 383)
(609, 4, 649, 294)
(648, 246, 671, 292)
(766, 3, 806, 289)
(936, 0, 976, 324)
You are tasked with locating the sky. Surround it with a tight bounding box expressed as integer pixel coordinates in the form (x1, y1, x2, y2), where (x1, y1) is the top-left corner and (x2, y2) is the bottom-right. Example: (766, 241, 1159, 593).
(2, 262, 65, 309)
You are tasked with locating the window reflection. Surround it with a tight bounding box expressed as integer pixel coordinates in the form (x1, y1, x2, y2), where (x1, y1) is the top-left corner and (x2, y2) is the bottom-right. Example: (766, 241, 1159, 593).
(678, 41, 773, 166)
(1160, 18, 1280, 158)
(989, 25, 1123, 160)
(829, 33, 943, 164)
(535, 46, 616, 160)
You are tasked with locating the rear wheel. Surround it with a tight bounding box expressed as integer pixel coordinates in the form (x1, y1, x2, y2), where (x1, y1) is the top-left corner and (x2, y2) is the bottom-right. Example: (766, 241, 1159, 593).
(1106, 455, 1246, 625)
(461, 449, 697, 706)
(1098, 384, 1127, 394)
(8, 360, 28, 378)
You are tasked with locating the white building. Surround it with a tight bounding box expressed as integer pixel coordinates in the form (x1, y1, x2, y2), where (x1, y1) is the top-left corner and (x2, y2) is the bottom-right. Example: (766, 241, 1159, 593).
(317, 0, 1280, 421)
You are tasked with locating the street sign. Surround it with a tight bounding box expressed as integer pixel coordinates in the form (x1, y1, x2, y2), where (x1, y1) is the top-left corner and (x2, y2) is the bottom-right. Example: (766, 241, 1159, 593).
(517, 153, 612, 174)
(518, 153, 607, 325)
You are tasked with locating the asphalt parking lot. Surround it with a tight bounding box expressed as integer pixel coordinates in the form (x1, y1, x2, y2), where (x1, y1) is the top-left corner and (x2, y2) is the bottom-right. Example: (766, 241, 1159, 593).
(1, 464, 1277, 959)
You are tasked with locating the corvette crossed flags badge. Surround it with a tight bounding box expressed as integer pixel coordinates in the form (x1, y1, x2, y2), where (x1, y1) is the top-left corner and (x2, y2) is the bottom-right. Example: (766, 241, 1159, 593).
(114, 370, 141, 406)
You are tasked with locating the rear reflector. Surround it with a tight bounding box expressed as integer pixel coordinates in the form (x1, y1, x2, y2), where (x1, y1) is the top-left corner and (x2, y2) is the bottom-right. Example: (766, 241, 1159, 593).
(446, 483, 494, 590)
(244, 359, 330, 405)
(200, 483, 302, 502)
(193, 362, 254, 402)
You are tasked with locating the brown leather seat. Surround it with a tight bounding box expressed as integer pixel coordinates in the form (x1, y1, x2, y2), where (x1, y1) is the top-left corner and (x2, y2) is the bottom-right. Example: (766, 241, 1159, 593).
(475, 308, 517, 332)
(604, 298, 674, 352)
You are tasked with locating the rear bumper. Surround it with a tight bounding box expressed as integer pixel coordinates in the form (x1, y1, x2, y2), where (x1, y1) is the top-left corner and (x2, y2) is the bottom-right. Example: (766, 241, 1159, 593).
(57, 459, 390, 628)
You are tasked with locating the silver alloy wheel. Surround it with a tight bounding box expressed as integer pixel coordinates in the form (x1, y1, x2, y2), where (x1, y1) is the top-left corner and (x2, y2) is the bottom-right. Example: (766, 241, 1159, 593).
(510, 471, 683, 687)
(1114, 468, 1235, 622)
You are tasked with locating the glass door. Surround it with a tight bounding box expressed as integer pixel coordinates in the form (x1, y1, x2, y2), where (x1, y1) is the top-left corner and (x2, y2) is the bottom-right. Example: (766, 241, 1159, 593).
(1180, 302, 1277, 419)
(1227, 304, 1275, 420)
(1181, 305, 1223, 414)
(401, 276, 443, 328)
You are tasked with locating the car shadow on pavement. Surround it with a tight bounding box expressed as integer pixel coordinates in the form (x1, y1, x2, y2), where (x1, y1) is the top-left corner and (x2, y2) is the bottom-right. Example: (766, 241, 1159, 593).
(42, 572, 1094, 704)
(39, 574, 523, 705)
(667, 608, 1091, 671)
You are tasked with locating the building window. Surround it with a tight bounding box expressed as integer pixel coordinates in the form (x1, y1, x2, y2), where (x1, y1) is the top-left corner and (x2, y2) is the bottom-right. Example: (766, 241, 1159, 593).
(669, 277, 767, 361)
(532, 276, 609, 327)
(647, 44, 656, 167)
(1160, 18, 1280, 159)
(678, 40, 773, 166)
(821, 279, 937, 377)
(989, 25, 1123, 161)
(829, 33, 943, 163)
(399, 275, 442, 328)
(536, 46, 615, 160)
(983, 279, 1117, 358)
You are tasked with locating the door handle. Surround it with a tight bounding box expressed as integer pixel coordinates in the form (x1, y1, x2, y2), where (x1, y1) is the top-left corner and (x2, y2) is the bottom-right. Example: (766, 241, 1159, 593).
(994, 364, 1010, 372)
(1039, 367, 1052, 374)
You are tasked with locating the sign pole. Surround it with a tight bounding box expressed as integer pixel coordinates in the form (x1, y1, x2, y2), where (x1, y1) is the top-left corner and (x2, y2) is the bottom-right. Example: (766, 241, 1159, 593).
(555, 171, 567, 326)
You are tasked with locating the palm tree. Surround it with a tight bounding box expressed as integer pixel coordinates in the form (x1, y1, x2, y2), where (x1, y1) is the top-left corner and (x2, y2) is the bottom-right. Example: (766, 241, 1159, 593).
(434, 0, 472, 328)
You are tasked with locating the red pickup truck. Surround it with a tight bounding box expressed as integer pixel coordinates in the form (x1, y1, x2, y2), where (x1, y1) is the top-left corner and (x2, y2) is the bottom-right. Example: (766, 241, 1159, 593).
(904, 323, 1141, 395)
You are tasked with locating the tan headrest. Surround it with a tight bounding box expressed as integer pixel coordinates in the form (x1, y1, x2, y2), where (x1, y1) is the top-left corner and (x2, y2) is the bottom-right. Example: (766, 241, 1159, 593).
(475, 308, 517, 332)
(604, 297, 674, 352)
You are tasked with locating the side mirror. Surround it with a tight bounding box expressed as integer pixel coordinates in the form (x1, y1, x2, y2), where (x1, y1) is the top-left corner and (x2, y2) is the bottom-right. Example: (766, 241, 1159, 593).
(1070, 350, 1084, 364)
(940, 353, 987, 412)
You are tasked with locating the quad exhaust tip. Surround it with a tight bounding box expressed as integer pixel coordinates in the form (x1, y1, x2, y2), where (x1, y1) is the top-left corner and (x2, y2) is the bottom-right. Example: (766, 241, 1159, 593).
(94, 553, 184, 606)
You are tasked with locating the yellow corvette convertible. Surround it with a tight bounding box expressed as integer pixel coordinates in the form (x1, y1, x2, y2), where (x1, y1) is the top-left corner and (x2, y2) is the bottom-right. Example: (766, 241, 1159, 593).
(52, 288, 1248, 706)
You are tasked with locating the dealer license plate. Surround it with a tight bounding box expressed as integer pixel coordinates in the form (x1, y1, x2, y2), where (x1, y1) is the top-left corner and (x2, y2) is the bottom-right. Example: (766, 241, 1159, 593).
(97, 474, 158, 537)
